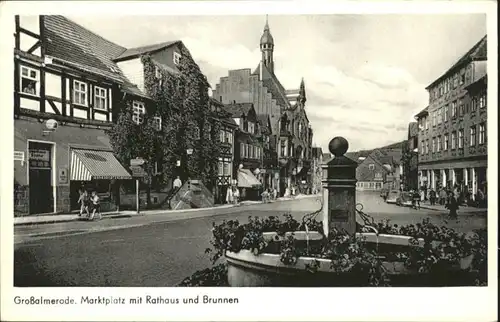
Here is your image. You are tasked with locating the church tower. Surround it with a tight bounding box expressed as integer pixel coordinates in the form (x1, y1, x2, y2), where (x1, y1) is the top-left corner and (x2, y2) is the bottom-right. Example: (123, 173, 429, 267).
(260, 15, 274, 73)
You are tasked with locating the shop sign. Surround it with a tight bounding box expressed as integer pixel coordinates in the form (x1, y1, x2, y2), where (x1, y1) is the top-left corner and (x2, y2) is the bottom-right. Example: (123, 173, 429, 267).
(29, 150, 50, 162)
(29, 149, 51, 169)
(58, 168, 68, 184)
(130, 165, 146, 178)
(130, 158, 145, 166)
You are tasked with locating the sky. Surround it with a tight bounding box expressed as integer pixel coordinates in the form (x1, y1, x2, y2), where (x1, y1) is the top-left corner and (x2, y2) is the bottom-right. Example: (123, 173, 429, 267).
(69, 14, 486, 152)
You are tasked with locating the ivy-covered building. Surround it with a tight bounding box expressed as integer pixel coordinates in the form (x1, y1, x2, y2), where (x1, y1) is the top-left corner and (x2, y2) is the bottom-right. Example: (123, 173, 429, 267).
(13, 15, 225, 216)
(212, 17, 314, 196)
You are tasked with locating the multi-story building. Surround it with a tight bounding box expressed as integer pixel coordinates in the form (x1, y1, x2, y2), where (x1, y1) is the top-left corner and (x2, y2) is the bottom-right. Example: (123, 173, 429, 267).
(222, 102, 263, 200)
(13, 15, 145, 216)
(212, 17, 313, 196)
(257, 114, 279, 191)
(209, 98, 237, 204)
(355, 149, 402, 191)
(415, 35, 487, 201)
(401, 122, 419, 190)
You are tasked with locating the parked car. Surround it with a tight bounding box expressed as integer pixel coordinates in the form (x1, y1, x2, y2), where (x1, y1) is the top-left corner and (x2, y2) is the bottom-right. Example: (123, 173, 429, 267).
(385, 190, 400, 204)
(396, 191, 413, 207)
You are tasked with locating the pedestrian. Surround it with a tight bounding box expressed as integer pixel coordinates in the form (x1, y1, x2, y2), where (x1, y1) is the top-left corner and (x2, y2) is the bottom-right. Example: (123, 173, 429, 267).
(173, 176, 182, 190)
(439, 187, 447, 205)
(77, 188, 89, 217)
(273, 188, 277, 200)
(261, 189, 269, 203)
(225, 186, 234, 205)
(429, 188, 436, 205)
(233, 187, 240, 205)
(420, 188, 425, 203)
(89, 191, 101, 221)
(445, 191, 459, 219)
(413, 190, 420, 210)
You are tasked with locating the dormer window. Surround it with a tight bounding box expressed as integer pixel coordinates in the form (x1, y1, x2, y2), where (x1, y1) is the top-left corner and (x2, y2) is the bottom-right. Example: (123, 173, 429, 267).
(94, 86, 107, 110)
(369, 164, 375, 170)
(20, 66, 39, 96)
(173, 52, 181, 65)
(73, 80, 88, 106)
(132, 101, 146, 125)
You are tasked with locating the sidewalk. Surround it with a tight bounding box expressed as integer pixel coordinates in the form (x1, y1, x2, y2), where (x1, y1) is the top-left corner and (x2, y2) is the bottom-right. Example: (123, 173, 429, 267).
(14, 193, 320, 226)
(418, 202, 487, 214)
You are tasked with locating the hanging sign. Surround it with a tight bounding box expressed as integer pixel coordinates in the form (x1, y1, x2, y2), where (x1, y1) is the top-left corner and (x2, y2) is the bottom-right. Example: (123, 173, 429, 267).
(130, 158, 145, 166)
(130, 165, 146, 178)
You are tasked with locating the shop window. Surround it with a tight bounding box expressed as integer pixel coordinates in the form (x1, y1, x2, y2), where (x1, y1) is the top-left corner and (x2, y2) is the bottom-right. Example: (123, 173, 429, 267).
(20, 66, 39, 96)
(94, 86, 107, 110)
(73, 80, 88, 106)
(132, 101, 145, 125)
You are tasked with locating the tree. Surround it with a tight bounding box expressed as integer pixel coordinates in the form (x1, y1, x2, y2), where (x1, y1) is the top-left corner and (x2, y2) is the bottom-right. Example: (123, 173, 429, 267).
(108, 43, 222, 208)
(106, 99, 160, 207)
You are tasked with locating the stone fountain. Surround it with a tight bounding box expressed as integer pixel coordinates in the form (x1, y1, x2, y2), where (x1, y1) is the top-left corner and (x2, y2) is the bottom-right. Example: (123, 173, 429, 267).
(224, 136, 476, 287)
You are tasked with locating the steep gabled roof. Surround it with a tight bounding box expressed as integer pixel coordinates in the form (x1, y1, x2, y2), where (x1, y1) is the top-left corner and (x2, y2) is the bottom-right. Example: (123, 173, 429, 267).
(256, 114, 271, 132)
(43, 16, 146, 98)
(114, 40, 181, 62)
(253, 64, 290, 109)
(223, 103, 254, 118)
(44, 16, 127, 83)
(426, 35, 487, 89)
(408, 122, 419, 138)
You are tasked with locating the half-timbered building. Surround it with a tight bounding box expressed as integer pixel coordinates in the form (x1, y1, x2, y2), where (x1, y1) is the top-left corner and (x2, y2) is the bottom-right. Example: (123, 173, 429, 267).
(13, 15, 148, 216)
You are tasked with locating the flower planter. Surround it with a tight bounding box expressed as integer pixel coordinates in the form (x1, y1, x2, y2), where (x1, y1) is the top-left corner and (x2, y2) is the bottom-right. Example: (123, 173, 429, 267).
(225, 231, 475, 287)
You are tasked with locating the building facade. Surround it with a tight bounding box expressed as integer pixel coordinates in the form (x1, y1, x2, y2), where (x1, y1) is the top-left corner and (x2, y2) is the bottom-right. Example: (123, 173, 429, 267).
(401, 122, 419, 191)
(13, 15, 143, 216)
(210, 98, 237, 204)
(223, 103, 263, 200)
(355, 149, 402, 191)
(212, 17, 314, 196)
(415, 36, 487, 201)
(257, 114, 279, 192)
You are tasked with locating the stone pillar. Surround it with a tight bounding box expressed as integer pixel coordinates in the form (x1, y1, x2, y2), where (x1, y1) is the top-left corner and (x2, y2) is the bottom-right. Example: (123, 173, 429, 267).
(426, 170, 430, 188)
(321, 137, 358, 237)
(464, 168, 468, 186)
(451, 168, 456, 187)
(442, 169, 447, 188)
(471, 167, 476, 199)
(430, 170, 435, 190)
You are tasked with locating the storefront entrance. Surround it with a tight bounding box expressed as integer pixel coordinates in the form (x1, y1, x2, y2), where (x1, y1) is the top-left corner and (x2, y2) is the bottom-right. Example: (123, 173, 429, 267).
(28, 141, 54, 214)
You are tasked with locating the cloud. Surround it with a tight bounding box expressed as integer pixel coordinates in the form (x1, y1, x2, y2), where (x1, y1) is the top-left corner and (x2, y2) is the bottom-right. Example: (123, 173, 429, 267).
(68, 14, 486, 152)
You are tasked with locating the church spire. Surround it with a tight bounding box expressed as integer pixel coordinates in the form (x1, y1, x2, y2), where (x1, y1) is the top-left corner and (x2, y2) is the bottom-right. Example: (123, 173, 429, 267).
(260, 15, 274, 73)
(299, 78, 306, 105)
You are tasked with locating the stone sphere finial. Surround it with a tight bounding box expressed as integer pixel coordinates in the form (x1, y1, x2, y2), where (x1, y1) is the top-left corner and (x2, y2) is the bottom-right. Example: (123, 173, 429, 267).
(328, 136, 349, 157)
